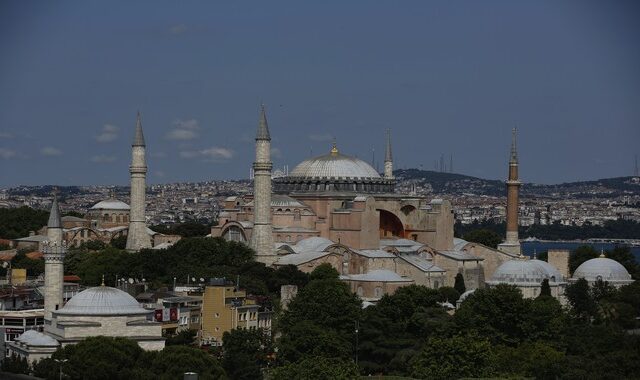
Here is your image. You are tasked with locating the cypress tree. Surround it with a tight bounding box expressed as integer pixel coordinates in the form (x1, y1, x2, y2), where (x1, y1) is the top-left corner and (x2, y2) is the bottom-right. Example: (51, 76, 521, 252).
(539, 278, 552, 297)
(454, 273, 466, 294)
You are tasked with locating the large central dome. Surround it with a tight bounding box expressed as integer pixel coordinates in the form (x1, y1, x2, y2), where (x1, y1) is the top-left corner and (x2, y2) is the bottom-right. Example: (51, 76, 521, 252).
(274, 144, 395, 194)
(290, 151, 381, 180)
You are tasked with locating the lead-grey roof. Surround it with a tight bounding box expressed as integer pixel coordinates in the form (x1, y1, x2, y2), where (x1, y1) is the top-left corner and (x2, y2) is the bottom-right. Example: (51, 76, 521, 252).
(340, 270, 413, 283)
(56, 286, 150, 316)
(572, 257, 633, 284)
(289, 151, 381, 180)
(133, 112, 146, 146)
(15, 330, 59, 347)
(256, 105, 271, 140)
(90, 199, 130, 210)
(48, 196, 62, 229)
(487, 258, 565, 286)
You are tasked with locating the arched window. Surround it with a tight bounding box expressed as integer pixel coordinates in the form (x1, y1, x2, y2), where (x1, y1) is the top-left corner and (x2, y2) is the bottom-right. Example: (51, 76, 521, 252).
(374, 287, 383, 298)
(222, 226, 246, 243)
(294, 209, 301, 221)
(434, 281, 439, 289)
(357, 286, 363, 297)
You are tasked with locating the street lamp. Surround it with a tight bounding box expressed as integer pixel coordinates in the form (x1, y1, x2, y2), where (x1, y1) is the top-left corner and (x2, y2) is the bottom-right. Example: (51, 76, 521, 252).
(54, 358, 68, 380)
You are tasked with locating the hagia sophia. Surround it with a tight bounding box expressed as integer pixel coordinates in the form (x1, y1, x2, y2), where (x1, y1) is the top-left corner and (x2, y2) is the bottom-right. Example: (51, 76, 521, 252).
(7, 107, 634, 363)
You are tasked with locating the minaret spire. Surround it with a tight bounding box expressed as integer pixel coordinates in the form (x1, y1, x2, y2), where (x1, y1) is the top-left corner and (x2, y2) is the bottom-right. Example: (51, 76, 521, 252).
(126, 112, 152, 251)
(250, 104, 275, 264)
(498, 128, 522, 256)
(384, 129, 393, 179)
(44, 193, 66, 321)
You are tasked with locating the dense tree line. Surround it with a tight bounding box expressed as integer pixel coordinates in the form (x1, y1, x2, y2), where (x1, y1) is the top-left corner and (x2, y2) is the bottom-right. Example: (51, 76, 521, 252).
(0, 206, 49, 239)
(455, 219, 640, 240)
(150, 222, 212, 238)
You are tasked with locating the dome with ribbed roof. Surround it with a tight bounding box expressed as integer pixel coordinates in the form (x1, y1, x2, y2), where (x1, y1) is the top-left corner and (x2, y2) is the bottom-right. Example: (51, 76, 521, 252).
(289, 151, 381, 180)
(56, 286, 150, 316)
(487, 258, 565, 286)
(571, 257, 634, 285)
(90, 199, 130, 211)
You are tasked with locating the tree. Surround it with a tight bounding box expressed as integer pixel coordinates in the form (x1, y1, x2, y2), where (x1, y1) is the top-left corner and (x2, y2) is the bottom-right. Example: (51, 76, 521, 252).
(565, 278, 598, 322)
(539, 278, 552, 297)
(454, 273, 466, 294)
(463, 228, 502, 248)
(222, 328, 271, 380)
(270, 357, 358, 380)
(410, 333, 496, 379)
(0, 206, 49, 239)
(494, 342, 565, 379)
(165, 329, 197, 346)
(278, 320, 351, 363)
(606, 246, 639, 279)
(437, 286, 460, 304)
(145, 345, 226, 380)
(570, 246, 598, 274)
(309, 263, 339, 281)
(1, 353, 29, 374)
(110, 235, 127, 249)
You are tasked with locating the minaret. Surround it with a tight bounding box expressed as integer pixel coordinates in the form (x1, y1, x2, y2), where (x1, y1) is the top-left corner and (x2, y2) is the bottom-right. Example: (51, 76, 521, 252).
(250, 105, 275, 264)
(44, 196, 65, 320)
(125, 112, 152, 251)
(498, 128, 522, 256)
(384, 129, 393, 179)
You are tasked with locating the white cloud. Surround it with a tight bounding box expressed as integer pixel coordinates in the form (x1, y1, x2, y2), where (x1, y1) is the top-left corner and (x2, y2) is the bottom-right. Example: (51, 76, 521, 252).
(309, 133, 333, 142)
(271, 147, 283, 159)
(91, 155, 117, 163)
(154, 170, 166, 178)
(169, 24, 187, 35)
(151, 152, 167, 158)
(0, 132, 13, 139)
(0, 148, 16, 159)
(180, 146, 234, 162)
(166, 119, 200, 140)
(40, 147, 62, 156)
(95, 124, 119, 143)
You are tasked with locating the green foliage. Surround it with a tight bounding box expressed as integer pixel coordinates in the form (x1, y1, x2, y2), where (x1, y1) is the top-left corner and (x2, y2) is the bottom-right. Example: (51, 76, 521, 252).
(410, 333, 496, 380)
(1, 353, 30, 374)
(570, 245, 598, 274)
(309, 263, 340, 281)
(437, 286, 460, 303)
(165, 329, 197, 346)
(453, 272, 466, 294)
(279, 278, 361, 335)
(32, 336, 225, 380)
(494, 342, 565, 379)
(270, 357, 359, 380)
(110, 234, 127, 249)
(278, 320, 351, 363)
(565, 278, 598, 322)
(11, 250, 45, 276)
(151, 222, 211, 237)
(462, 228, 502, 248)
(63, 210, 84, 218)
(540, 278, 552, 297)
(0, 206, 49, 239)
(222, 328, 272, 380)
(607, 246, 640, 278)
(80, 239, 107, 251)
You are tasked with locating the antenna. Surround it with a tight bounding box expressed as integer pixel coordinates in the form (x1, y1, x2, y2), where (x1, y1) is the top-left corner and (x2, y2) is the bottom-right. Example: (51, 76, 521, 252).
(635, 154, 639, 177)
(450, 154, 453, 173)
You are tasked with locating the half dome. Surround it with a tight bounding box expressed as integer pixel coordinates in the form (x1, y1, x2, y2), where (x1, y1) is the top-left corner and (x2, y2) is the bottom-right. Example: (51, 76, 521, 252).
(90, 199, 130, 211)
(56, 286, 150, 316)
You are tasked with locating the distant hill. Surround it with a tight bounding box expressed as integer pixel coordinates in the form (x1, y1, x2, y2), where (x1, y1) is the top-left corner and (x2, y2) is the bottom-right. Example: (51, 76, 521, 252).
(394, 169, 640, 197)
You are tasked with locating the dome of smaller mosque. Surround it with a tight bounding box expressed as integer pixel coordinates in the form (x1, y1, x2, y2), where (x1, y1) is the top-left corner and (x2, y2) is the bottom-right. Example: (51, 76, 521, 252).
(572, 257, 633, 285)
(56, 286, 149, 316)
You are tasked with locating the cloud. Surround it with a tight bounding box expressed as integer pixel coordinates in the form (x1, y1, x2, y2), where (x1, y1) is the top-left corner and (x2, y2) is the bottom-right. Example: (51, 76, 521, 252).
(91, 155, 117, 163)
(271, 147, 283, 159)
(0, 148, 16, 159)
(95, 124, 119, 143)
(40, 147, 62, 156)
(309, 133, 333, 142)
(154, 170, 166, 178)
(166, 119, 200, 140)
(151, 152, 167, 158)
(0, 132, 13, 139)
(169, 24, 187, 35)
(180, 146, 234, 162)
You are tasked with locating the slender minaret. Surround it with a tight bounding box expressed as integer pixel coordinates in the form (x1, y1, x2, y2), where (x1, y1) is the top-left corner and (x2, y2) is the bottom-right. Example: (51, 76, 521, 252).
(126, 112, 152, 251)
(384, 129, 393, 179)
(250, 105, 275, 263)
(499, 128, 522, 256)
(44, 196, 65, 320)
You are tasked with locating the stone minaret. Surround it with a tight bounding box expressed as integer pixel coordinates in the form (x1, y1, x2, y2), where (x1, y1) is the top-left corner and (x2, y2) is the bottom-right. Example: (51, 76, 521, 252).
(44, 196, 65, 320)
(126, 112, 152, 251)
(498, 128, 522, 256)
(250, 105, 275, 263)
(384, 129, 393, 179)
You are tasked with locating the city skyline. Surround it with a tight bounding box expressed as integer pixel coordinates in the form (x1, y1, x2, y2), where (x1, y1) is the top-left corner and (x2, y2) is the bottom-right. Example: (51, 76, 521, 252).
(1, 1, 639, 187)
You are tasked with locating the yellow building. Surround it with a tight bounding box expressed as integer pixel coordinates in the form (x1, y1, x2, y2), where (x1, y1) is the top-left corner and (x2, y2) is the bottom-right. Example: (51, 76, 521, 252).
(200, 281, 260, 346)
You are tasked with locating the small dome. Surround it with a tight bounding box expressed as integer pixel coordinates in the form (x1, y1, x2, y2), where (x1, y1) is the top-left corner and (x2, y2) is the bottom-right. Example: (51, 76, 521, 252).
(488, 258, 564, 286)
(572, 257, 633, 284)
(91, 199, 130, 211)
(56, 286, 150, 316)
(294, 237, 335, 253)
(15, 330, 59, 347)
(289, 151, 381, 180)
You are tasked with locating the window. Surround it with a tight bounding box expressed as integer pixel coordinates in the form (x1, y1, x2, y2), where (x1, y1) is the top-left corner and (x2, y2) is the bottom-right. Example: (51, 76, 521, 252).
(374, 287, 383, 298)
(357, 286, 363, 297)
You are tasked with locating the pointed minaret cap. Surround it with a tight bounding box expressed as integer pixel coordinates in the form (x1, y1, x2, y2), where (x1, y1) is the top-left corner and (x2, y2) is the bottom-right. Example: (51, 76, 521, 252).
(599, 248, 606, 258)
(48, 194, 62, 229)
(510, 127, 518, 164)
(256, 104, 271, 141)
(384, 129, 393, 162)
(133, 111, 146, 147)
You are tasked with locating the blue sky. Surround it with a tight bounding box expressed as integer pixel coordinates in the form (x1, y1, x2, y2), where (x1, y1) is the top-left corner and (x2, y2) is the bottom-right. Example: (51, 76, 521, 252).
(1, 1, 639, 186)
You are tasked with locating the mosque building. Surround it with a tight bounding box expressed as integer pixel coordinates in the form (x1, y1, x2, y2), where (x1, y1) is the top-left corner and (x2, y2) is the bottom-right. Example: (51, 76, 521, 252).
(8, 115, 164, 364)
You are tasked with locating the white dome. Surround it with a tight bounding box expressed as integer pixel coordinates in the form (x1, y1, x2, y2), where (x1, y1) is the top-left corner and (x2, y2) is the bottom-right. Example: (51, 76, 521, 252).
(56, 286, 150, 316)
(289, 151, 380, 180)
(90, 199, 130, 211)
(15, 330, 59, 347)
(488, 258, 564, 286)
(572, 257, 634, 284)
(293, 237, 335, 252)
